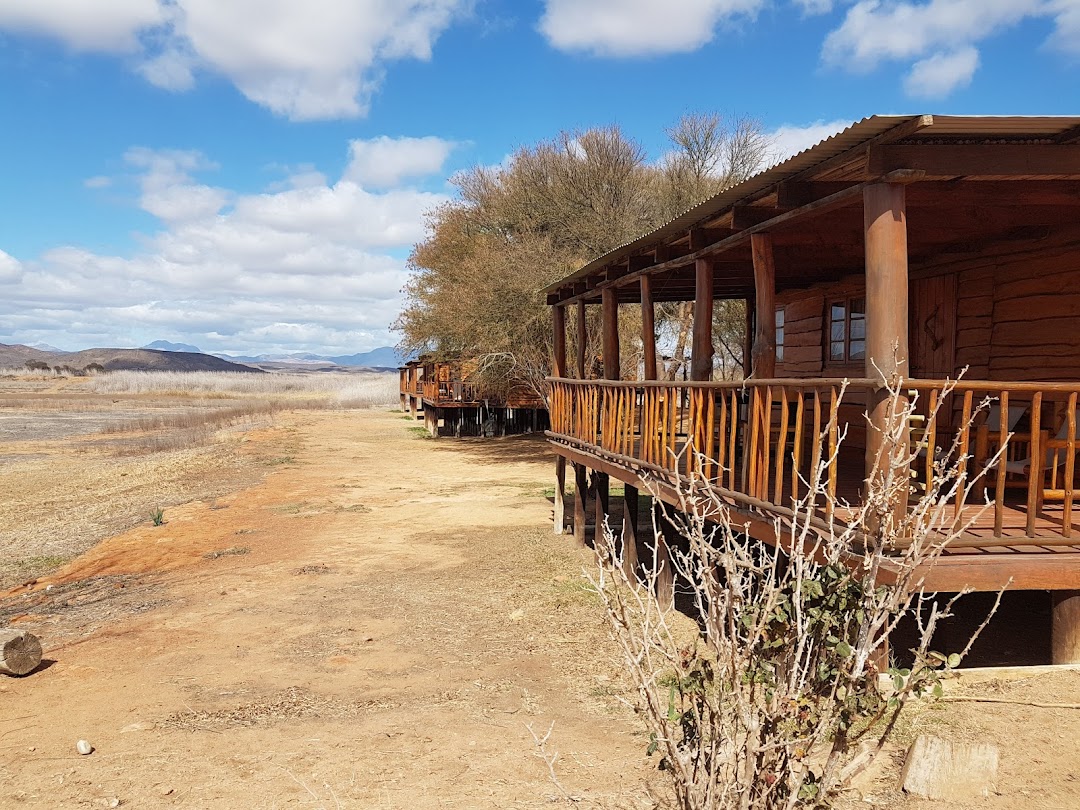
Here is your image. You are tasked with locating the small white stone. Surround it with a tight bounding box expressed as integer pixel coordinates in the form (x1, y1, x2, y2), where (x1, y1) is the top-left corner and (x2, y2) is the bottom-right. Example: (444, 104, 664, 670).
(76, 739, 93, 755)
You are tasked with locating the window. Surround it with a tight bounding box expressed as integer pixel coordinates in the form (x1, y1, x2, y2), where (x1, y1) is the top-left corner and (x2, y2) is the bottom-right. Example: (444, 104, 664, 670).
(829, 297, 866, 362)
(775, 307, 785, 362)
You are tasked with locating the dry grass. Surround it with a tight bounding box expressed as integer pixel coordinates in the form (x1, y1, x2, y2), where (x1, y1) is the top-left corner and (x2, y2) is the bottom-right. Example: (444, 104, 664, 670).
(88, 369, 399, 408)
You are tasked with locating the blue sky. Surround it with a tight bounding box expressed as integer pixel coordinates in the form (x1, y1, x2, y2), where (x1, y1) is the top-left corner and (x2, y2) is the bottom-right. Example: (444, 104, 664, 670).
(0, 0, 1077, 356)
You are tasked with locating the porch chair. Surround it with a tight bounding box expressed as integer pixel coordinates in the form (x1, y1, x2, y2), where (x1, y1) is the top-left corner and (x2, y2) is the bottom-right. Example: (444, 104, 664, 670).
(986, 404, 1080, 512)
(973, 402, 1030, 474)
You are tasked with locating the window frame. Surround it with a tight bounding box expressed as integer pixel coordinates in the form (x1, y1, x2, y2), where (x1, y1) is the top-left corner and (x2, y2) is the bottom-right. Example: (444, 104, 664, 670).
(775, 306, 785, 362)
(827, 296, 866, 364)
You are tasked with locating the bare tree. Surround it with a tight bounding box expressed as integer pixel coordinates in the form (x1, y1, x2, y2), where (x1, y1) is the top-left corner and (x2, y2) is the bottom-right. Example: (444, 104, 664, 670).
(589, 382, 1002, 808)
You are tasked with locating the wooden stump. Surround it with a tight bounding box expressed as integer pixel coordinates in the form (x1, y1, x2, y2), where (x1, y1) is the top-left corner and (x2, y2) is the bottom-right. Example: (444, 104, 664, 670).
(0, 629, 42, 676)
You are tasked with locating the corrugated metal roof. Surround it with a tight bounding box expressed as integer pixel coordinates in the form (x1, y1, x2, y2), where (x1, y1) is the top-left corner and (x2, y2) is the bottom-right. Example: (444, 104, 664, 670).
(542, 113, 1080, 295)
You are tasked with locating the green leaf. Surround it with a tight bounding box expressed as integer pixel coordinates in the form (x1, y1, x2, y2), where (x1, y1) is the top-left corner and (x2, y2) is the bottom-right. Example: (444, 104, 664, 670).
(836, 640, 852, 659)
(947, 653, 961, 668)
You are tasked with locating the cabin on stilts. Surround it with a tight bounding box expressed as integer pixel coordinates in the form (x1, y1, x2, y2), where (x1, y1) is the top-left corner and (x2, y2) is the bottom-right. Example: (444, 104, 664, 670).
(399, 355, 548, 437)
(543, 114, 1080, 665)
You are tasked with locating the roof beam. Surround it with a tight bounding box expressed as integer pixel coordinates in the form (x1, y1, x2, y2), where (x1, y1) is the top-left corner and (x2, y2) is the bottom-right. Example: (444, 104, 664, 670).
(688, 227, 733, 250)
(868, 144, 1080, 178)
(775, 181, 860, 208)
(729, 206, 784, 230)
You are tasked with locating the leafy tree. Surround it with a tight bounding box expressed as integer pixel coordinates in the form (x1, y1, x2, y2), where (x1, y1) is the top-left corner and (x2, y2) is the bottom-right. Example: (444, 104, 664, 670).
(396, 115, 772, 393)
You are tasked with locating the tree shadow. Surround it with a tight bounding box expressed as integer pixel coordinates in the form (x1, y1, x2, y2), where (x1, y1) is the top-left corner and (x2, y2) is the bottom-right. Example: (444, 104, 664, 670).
(426, 432, 556, 466)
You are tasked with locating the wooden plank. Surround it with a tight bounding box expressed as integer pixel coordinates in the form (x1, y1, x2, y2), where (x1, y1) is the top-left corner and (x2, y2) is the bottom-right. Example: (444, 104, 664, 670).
(868, 144, 1080, 178)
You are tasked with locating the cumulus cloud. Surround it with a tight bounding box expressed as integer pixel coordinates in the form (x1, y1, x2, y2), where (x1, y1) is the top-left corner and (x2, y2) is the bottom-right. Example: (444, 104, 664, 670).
(903, 46, 979, 98)
(0, 250, 23, 283)
(822, 0, 1078, 97)
(0, 0, 164, 51)
(2, 136, 454, 354)
(539, 0, 765, 56)
(344, 136, 458, 189)
(767, 119, 850, 164)
(0, 0, 470, 120)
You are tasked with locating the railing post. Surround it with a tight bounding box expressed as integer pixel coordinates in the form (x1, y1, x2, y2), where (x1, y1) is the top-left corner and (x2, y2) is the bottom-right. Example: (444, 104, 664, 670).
(864, 182, 910, 535)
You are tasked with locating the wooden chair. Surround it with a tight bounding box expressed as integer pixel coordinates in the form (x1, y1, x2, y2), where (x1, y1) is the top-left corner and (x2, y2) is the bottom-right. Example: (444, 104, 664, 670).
(974, 403, 1030, 477)
(986, 403, 1079, 511)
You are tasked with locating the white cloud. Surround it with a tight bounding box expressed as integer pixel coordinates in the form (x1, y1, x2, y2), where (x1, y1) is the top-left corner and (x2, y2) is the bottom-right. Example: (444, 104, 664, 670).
(0, 250, 23, 283)
(83, 175, 112, 190)
(0, 0, 470, 120)
(0, 0, 164, 51)
(539, 0, 765, 56)
(0, 138, 453, 355)
(767, 119, 850, 164)
(344, 136, 458, 189)
(903, 46, 979, 97)
(821, 0, 1079, 97)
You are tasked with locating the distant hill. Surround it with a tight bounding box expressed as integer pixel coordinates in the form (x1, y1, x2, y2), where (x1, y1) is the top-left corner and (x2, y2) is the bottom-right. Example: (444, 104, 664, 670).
(143, 340, 202, 353)
(327, 346, 401, 367)
(213, 345, 403, 369)
(0, 343, 259, 373)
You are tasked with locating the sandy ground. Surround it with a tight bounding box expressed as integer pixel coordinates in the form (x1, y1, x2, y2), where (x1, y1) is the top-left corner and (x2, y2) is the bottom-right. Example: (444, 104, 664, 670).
(1, 402, 1078, 808)
(0, 409, 655, 808)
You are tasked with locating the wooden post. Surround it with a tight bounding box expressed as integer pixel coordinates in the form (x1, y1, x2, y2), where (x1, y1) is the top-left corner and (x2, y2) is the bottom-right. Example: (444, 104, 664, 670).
(638, 275, 658, 591)
(1052, 590, 1080, 664)
(744, 298, 754, 379)
(552, 304, 567, 378)
(576, 300, 587, 379)
(641, 275, 657, 381)
(690, 258, 714, 381)
(864, 182, 910, 529)
(653, 503, 675, 610)
(553, 304, 567, 535)
(602, 287, 620, 380)
(573, 463, 588, 547)
(622, 484, 640, 580)
(594, 472, 610, 546)
(751, 233, 777, 379)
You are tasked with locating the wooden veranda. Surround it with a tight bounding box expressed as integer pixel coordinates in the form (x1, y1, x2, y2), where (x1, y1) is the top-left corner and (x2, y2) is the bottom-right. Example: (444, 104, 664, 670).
(399, 356, 547, 437)
(542, 114, 1080, 664)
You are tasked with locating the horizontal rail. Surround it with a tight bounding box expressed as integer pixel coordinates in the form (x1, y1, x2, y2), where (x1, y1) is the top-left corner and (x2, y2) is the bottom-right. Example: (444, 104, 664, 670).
(548, 377, 1080, 548)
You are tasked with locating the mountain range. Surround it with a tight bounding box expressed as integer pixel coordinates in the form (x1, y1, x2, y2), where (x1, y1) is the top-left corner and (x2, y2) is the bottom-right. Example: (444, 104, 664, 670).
(143, 341, 402, 368)
(1, 341, 404, 373)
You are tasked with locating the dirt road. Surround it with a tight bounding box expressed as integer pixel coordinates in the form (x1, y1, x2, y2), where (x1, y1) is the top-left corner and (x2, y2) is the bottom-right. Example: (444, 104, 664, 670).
(0, 410, 651, 808)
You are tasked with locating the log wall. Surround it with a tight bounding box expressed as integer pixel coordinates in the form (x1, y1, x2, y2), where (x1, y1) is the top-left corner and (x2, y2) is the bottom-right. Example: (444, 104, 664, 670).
(774, 241, 1080, 384)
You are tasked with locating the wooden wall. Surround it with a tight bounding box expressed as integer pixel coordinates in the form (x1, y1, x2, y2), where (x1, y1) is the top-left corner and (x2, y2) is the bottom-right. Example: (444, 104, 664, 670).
(774, 240, 1080, 384)
(775, 276, 865, 379)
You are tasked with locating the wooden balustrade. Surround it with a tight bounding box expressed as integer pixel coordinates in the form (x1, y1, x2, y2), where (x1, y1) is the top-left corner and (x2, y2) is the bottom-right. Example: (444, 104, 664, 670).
(548, 377, 1080, 544)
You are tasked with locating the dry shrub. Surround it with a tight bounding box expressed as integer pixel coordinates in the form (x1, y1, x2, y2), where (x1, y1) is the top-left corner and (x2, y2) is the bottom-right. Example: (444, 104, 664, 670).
(591, 381, 1002, 809)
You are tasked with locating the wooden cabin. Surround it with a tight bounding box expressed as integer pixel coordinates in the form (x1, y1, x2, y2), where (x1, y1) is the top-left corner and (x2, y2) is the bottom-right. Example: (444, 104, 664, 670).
(399, 355, 548, 437)
(542, 114, 1080, 664)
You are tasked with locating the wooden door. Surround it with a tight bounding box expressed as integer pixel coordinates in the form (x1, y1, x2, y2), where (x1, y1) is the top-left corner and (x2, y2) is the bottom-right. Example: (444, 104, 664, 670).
(910, 274, 957, 379)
